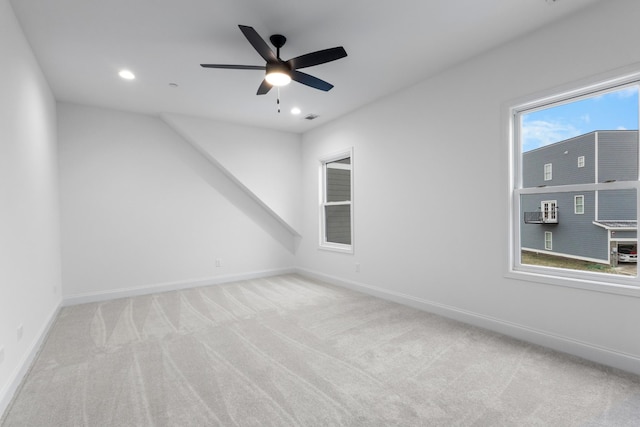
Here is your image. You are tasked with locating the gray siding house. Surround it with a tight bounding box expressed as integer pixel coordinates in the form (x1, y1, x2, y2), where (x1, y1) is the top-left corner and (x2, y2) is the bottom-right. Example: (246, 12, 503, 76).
(521, 130, 638, 264)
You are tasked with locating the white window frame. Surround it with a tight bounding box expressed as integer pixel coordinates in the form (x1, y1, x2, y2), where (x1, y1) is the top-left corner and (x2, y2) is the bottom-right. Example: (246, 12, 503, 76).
(506, 66, 640, 297)
(578, 156, 585, 168)
(544, 163, 552, 181)
(541, 200, 558, 223)
(574, 195, 585, 214)
(544, 231, 553, 251)
(319, 148, 354, 253)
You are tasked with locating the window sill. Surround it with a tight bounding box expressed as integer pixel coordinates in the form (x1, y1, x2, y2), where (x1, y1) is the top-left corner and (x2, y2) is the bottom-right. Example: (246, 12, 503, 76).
(505, 267, 640, 298)
(319, 243, 354, 254)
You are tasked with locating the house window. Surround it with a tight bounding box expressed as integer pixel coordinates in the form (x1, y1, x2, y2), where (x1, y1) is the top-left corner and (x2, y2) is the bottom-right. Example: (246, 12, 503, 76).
(574, 195, 584, 214)
(509, 71, 640, 295)
(320, 148, 353, 253)
(541, 200, 558, 223)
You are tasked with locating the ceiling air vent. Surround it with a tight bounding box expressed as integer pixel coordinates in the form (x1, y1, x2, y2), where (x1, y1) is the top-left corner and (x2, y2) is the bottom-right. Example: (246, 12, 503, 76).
(305, 114, 319, 120)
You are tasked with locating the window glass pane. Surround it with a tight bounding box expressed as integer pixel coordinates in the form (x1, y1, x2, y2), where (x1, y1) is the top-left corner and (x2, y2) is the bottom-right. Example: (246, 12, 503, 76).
(521, 189, 637, 277)
(522, 86, 639, 188)
(326, 157, 351, 202)
(325, 205, 351, 244)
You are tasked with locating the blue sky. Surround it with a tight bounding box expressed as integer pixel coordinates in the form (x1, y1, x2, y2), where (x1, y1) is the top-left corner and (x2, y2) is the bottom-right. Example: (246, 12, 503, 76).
(521, 86, 639, 152)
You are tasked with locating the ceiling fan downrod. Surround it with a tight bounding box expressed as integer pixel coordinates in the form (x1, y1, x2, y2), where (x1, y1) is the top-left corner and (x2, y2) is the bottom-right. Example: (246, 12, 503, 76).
(269, 34, 287, 59)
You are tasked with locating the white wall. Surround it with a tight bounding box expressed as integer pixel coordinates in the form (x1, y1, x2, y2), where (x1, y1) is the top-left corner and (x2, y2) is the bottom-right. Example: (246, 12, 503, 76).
(297, 0, 640, 373)
(162, 113, 302, 233)
(58, 103, 296, 301)
(0, 0, 62, 414)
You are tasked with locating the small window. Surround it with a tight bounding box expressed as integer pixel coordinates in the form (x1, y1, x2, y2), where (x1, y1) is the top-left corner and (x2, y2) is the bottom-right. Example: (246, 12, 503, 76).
(578, 156, 585, 168)
(543, 163, 552, 181)
(320, 148, 353, 252)
(574, 195, 584, 214)
(544, 231, 553, 251)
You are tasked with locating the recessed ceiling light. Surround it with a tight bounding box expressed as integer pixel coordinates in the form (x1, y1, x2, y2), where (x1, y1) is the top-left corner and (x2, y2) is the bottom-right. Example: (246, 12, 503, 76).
(118, 70, 135, 80)
(291, 107, 301, 115)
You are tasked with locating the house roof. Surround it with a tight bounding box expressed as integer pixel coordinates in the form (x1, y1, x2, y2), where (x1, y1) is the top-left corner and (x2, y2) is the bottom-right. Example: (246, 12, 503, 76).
(593, 220, 638, 230)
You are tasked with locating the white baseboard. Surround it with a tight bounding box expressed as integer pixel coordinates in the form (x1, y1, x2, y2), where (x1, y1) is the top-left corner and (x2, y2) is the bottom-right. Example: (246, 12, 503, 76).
(296, 267, 640, 376)
(63, 267, 296, 306)
(0, 303, 61, 420)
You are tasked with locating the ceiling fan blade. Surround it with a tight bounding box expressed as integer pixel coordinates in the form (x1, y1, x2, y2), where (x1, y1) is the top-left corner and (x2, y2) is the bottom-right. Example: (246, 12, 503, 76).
(257, 79, 273, 95)
(200, 64, 265, 70)
(290, 70, 334, 91)
(238, 25, 278, 63)
(286, 47, 347, 70)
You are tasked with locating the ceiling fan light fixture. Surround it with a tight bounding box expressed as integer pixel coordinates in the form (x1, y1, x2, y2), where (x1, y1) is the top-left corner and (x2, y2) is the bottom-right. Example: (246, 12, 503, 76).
(265, 63, 291, 86)
(265, 71, 291, 86)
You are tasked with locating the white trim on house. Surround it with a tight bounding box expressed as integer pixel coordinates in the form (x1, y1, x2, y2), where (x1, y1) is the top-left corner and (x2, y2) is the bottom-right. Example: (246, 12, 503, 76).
(592, 221, 637, 231)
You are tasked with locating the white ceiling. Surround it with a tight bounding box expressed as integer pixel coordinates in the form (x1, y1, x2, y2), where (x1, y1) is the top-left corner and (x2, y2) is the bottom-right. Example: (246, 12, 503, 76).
(10, 0, 601, 133)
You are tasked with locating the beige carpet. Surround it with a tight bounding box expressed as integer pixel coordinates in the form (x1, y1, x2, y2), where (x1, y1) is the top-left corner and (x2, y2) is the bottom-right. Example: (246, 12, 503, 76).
(2, 274, 639, 426)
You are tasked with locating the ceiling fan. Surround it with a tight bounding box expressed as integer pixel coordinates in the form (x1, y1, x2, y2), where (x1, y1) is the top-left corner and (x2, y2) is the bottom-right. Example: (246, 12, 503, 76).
(201, 25, 347, 95)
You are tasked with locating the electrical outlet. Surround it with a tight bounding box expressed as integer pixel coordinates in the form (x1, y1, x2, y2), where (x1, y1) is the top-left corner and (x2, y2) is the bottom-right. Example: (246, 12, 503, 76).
(17, 324, 23, 341)
(0, 347, 4, 364)
(215, 258, 222, 268)
(355, 263, 360, 273)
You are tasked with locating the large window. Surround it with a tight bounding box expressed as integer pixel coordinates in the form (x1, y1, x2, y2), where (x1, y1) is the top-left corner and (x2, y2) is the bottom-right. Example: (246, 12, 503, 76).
(509, 70, 640, 295)
(320, 149, 353, 253)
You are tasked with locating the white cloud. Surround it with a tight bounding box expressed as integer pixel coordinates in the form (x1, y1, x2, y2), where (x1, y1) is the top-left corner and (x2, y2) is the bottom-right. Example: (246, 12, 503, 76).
(617, 126, 628, 130)
(521, 119, 581, 151)
(592, 86, 638, 101)
(615, 86, 639, 98)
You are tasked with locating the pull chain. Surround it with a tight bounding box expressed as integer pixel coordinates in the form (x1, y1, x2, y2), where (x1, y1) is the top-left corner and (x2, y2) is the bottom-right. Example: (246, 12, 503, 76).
(277, 87, 281, 113)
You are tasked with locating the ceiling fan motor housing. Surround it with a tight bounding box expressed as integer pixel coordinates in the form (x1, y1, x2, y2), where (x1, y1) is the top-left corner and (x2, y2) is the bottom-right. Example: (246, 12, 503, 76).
(266, 62, 290, 75)
(269, 34, 287, 51)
